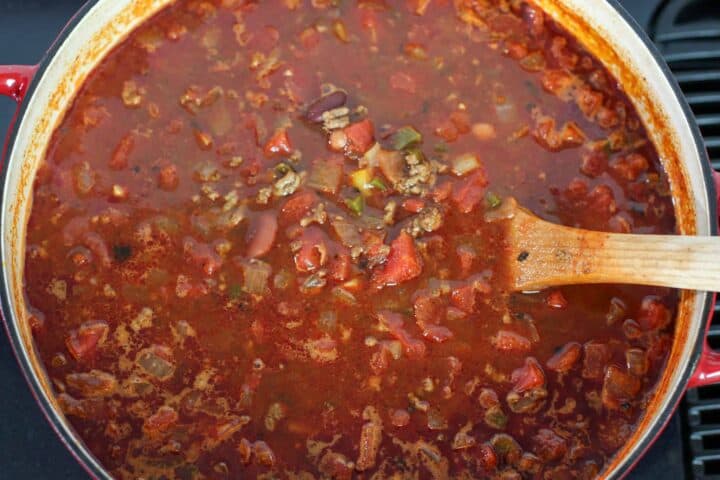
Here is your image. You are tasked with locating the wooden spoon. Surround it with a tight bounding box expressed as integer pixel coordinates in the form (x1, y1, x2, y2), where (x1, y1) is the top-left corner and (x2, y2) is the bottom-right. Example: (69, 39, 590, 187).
(491, 197, 720, 292)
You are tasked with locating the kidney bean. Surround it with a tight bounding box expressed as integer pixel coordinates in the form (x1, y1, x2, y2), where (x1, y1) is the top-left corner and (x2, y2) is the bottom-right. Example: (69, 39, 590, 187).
(305, 91, 347, 123)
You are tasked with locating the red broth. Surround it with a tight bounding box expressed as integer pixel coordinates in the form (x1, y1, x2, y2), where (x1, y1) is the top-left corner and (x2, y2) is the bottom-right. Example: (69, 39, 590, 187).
(24, 1, 678, 478)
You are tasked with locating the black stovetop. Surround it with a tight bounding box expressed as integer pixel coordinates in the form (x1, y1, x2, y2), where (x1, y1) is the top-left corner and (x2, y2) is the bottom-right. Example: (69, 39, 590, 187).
(0, 1, 701, 478)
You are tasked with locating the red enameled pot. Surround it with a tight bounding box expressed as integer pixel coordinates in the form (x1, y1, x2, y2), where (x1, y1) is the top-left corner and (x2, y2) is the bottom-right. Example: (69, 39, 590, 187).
(1, 1, 720, 478)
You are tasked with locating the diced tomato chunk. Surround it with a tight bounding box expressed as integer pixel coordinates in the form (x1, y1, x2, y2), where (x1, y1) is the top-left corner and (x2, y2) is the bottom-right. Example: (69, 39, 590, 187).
(546, 290, 568, 309)
(390, 72, 417, 94)
(263, 129, 292, 158)
(582, 342, 609, 379)
(372, 232, 423, 287)
(638, 295, 671, 331)
(390, 409, 410, 427)
(419, 323, 454, 343)
(377, 310, 426, 359)
(66, 320, 109, 361)
(330, 250, 352, 282)
(402, 198, 425, 213)
(601, 365, 641, 410)
(451, 170, 489, 213)
(434, 120, 458, 142)
(456, 245, 477, 279)
(491, 330, 531, 353)
(319, 452, 353, 480)
(246, 212, 278, 258)
(158, 164, 179, 191)
(451, 285, 476, 313)
(109, 134, 134, 170)
(611, 153, 648, 181)
(360, 8, 378, 31)
(413, 294, 444, 325)
(511, 357, 546, 393)
(546, 342, 581, 372)
(533, 428, 567, 462)
(343, 119, 375, 154)
(370, 345, 391, 374)
(293, 227, 327, 273)
(299, 27, 321, 50)
(476, 443, 498, 472)
(449, 111, 471, 134)
(280, 190, 317, 225)
(431, 181, 452, 203)
(143, 406, 178, 438)
(183, 236, 223, 275)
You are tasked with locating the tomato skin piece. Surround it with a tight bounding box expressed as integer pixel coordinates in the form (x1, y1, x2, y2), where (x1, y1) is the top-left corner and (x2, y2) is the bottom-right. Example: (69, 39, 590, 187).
(372, 231, 423, 287)
(263, 129, 292, 158)
(451, 169, 489, 213)
(343, 119, 375, 154)
(246, 212, 278, 258)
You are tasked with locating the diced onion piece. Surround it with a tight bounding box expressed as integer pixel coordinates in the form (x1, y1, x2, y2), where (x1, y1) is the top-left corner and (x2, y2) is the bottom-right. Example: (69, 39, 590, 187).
(331, 219, 363, 248)
(362, 142, 381, 168)
(451, 153, 481, 176)
(377, 149, 404, 185)
(136, 346, 175, 381)
(495, 102, 516, 124)
(308, 158, 343, 194)
(332, 287, 357, 304)
(242, 259, 272, 295)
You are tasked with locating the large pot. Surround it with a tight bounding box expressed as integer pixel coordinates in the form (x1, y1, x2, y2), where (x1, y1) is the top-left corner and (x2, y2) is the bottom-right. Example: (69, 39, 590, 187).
(1, 0, 719, 478)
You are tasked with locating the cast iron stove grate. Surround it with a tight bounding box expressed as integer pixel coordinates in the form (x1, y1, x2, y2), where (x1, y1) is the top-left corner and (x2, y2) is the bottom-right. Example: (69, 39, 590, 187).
(648, 0, 720, 477)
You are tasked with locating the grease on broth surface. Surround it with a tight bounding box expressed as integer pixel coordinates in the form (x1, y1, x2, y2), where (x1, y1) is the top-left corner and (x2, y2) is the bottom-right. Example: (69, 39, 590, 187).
(24, 1, 678, 478)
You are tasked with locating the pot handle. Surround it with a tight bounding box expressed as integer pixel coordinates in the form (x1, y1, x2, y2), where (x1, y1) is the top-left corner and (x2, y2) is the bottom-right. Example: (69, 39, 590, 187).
(0, 65, 37, 161)
(0, 65, 36, 102)
(689, 170, 720, 388)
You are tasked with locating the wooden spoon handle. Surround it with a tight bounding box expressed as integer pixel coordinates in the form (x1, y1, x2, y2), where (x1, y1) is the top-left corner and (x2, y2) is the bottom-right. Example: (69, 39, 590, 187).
(507, 203, 720, 292)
